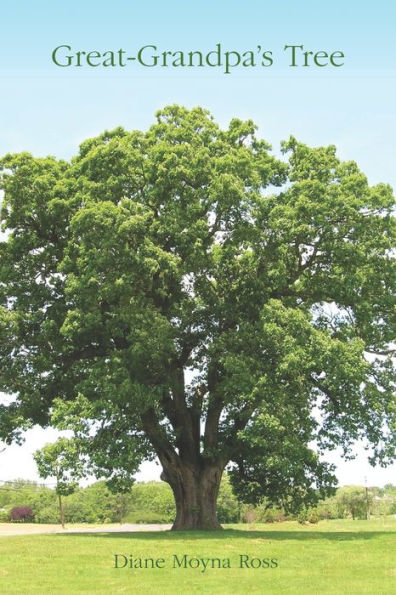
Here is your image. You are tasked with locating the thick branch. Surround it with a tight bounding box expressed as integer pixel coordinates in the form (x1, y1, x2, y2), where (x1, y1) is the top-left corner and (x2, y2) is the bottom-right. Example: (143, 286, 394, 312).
(203, 364, 224, 452)
(140, 407, 179, 468)
(310, 375, 341, 414)
(170, 367, 200, 464)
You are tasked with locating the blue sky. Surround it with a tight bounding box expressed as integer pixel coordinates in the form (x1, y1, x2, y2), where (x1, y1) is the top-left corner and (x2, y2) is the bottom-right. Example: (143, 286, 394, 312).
(1, 1, 396, 486)
(1, 1, 396, 186)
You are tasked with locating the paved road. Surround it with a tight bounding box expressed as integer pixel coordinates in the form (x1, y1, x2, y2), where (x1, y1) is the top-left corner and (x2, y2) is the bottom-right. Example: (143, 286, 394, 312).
(0, 523, 172, 536)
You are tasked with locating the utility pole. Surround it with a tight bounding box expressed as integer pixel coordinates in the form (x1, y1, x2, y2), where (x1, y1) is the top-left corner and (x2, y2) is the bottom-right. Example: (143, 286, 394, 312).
(364, 476, 370, 521)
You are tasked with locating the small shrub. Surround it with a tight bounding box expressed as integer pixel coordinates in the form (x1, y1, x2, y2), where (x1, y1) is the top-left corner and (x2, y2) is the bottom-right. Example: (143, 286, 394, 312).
(263, 508, 276, 523)
(308, 508, 320, 524)
(297, 507, 308, 525)
(10, 506, 34, 522)
(0, 509, 10, 522)
(262, 508, 287, 523)
(243, 509, 257, 524)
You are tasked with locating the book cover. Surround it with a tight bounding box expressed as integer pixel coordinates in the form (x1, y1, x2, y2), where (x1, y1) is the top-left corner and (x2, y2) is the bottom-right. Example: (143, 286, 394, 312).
(0, 1, 395, 593)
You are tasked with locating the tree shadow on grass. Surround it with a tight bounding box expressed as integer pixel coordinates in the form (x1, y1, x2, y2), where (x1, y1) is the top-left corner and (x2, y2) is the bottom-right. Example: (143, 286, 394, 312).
(56, 528, 395, 541)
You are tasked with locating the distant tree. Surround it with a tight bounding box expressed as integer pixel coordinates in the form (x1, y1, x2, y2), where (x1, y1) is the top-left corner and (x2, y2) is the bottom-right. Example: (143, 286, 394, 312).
(129, 481, 175, 523)
(383, 484, 396, 495)
(1, 106, 396, 529)
(34, 438, 84, 528)
(336, 486, 373, 520)
(216, 474, 240, 523)
(74, 481, 132, 524)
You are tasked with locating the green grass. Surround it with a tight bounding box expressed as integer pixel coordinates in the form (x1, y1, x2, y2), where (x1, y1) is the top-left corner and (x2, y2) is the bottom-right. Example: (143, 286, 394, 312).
(1, 519, 395, 594)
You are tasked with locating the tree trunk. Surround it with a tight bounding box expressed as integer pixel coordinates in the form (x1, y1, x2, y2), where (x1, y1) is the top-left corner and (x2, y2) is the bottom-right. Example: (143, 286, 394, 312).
(162, 462, 224, 530)
(58, 493, 65, 529)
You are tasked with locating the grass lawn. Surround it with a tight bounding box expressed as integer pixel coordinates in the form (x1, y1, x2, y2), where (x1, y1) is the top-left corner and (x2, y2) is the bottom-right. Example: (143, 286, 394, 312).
(0, 518, 395, 594)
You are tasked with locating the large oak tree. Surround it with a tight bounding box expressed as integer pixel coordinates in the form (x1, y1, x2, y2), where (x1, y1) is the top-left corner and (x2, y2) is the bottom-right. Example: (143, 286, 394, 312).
(1, 106, 395, 529)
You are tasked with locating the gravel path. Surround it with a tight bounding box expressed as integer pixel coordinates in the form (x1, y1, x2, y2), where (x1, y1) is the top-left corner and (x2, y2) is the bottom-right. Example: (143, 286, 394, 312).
(0, 523, 172, 536)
